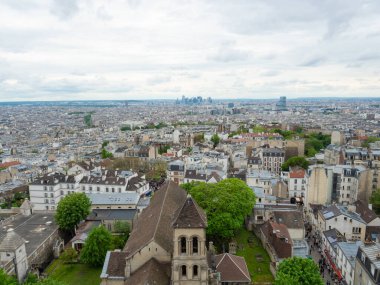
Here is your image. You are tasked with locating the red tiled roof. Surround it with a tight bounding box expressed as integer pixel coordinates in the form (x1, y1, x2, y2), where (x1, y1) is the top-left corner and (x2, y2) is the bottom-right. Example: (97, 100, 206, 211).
(0, 161, 20, 168)
(289, 168, 305, 179)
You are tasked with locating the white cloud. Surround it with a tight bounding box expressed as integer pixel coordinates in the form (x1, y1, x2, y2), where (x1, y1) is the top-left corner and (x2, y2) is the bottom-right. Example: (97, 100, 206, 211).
(0, 0, 379, 101)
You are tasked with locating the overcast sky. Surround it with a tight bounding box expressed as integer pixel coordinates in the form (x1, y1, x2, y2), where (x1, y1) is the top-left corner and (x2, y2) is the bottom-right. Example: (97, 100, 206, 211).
(0, 0, 380, 101)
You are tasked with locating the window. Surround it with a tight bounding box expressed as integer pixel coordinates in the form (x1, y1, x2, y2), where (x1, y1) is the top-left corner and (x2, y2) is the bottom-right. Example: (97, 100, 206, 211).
(89, 187, 92, 191)
(50, 193, 54, 198)
(97, 187, 100, 192)
(106, 188, 109, 192)
(192, 237, 198, 254)
(180, 237, 187, 254)
(82, 186, 85, 190)
(352, 227, 361, 234)
(181, 265, 187, 278)
(193, 265, 198, 277)
(344, 217, 347, 221)
(118, 188, 121, 193)
(44, 193, 48, 198)
(112, 188, 115, 193)
(60, 190, 64, 195)
(44, 186, 47, 190)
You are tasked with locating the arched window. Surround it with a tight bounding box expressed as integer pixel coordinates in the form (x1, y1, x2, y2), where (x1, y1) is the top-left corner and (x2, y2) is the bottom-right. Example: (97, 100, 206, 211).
(192, 236, 198, 254)
(193, 265, 198, 277)
(181, 265, 187, 277)
(180, 237, 187, 254)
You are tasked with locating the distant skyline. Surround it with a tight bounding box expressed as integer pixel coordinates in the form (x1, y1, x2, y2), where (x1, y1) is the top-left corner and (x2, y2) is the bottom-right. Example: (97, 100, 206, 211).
(0, 0, 380, 101)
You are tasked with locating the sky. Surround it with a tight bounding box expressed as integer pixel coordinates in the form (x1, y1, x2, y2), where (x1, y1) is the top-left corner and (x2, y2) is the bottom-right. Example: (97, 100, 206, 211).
(0, 0, 380, 101)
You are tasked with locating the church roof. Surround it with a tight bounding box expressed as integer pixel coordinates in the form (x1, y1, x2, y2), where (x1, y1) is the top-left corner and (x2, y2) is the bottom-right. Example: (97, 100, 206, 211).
(125, 258, 171, 285)
(123, 181, 187, 257)
(173, 195, 207, 228)
(215, 253, 251, 283)
(0, 229, 25, 251)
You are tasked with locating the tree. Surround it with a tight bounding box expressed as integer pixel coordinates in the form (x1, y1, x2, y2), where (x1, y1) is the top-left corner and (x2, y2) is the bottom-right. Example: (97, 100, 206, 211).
(183, 178, 255, 243)
(0, 268, 17, 285)
(304, 132, 331, 157)
(274, 257, 323, 285)
(55, 193, 91, 232)
(211, 134, 220, 148)
(281, 156, 309, 171)
(370, 189, 380, 215)
(111, 221, 131, 249)
(81, 225, 112, 267)
(101, 148, 113, 159)
(60, 248, 78, 264)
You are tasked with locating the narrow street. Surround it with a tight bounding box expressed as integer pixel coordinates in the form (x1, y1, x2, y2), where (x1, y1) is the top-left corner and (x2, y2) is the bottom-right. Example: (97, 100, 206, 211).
(306, 228, 343, 285)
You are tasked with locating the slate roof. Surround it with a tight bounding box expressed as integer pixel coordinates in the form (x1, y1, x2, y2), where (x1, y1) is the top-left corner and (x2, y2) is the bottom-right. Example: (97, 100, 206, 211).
(123, 181, 187, 257)
(354, 200, 378, 224)
(30, 172, 76, 185)
(184, 170, 207, 181)
(173, 196, 207, 228)
(274, 211, 304, 229)
(125, 258, 171, 285)
(0, 229, 24, 251)
(215, 253, 251, 283)
(106, 251, 128, 277)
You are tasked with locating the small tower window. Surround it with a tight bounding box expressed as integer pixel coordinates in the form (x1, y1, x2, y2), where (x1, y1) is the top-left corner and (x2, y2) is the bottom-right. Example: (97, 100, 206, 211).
(180, 237, 187, 254)
(192, 237, 198, 254)
(193, 265, 198, 277)
(181, 265, 187, 277)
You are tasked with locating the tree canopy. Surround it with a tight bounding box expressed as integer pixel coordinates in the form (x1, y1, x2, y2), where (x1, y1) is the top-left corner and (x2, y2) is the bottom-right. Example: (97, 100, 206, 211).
(370, 188, 380, 215)
(111, 221, 131, 249)
(81, 225, 112, 267)
(55, 193, 91, 231)
(281, 156, 309, 171)
(304, 132, 331, 157)
(0, 269, 17, 285)
(211, 134, 220, 148)
(274, 257, 323, 285)
(182, 178, 256, 243)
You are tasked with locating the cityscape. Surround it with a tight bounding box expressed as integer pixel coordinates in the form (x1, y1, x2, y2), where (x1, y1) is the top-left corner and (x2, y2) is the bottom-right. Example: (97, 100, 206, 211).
(1, 1, 380, 285)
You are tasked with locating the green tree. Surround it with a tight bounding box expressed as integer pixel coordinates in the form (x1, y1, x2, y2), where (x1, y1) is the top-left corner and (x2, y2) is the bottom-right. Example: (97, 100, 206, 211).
(183, 178, 255, 243)
(81, 225, 112, 267)
(281, 156, 309, 171)
(55, 193, 91, 232)
(101, 140, 109, 148)
(275, 257, 323, 285)
(211, 134, 220, 148)
(362, 136, 380, 148)
(304, 132, 331, 157)
(60, 248, 78, 264)
(83, 113, 92, 127)
(158, 145, 170, 155)
(0, 268, 17, 285)
(370, 189, 380, 215)
(111, 221, 131, 249)
(101, 148, 113, 159)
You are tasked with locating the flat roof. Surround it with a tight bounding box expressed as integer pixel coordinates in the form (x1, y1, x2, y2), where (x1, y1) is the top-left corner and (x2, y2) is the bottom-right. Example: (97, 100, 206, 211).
(0, 213, 58, 256)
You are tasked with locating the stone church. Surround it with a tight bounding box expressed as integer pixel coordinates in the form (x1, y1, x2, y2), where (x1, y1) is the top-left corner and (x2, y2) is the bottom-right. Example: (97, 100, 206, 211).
(100, 181, 250, 285)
